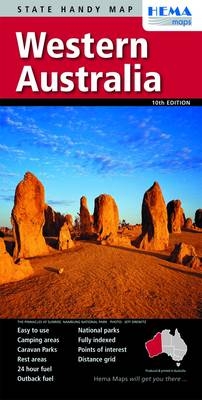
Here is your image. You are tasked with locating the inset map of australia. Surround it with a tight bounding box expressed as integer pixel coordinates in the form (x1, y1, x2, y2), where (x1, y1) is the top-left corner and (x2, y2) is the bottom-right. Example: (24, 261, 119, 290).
(145, 329, 187, 366)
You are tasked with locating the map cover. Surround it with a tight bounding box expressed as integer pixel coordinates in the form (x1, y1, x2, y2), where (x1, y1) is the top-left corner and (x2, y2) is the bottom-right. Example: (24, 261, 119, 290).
(0, 1, 202, 400)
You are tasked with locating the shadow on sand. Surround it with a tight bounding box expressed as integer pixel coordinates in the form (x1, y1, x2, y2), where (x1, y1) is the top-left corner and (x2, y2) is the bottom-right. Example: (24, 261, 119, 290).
(88, 240, 202, 277)
(88, 239, 168, 261)
(159, 263, 202, 279)
(182, 228, 202, 234)
(4, 239, 15, 256)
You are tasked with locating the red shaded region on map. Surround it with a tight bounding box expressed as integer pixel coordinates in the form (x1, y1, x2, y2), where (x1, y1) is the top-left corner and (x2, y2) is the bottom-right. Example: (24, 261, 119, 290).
(145, 332, 162, 358)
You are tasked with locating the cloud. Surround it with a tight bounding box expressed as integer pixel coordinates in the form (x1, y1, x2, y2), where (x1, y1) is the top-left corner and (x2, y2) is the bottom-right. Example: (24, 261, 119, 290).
(131, 154, 202, 171)
(33, 133, 75, 155)
(6, 115, 44, 136)
(1, 106, 201, 176)
(75, 150, 133, 175)
(47, 199, 76, 207)
(54, 123, 63, 128)
(74, 142, 202, 175)
(0, 194, 14, 202)
(6, 116, 23, 129)
(0, 144, 25, 156)
(160, 133, 171, 140)
(64, 106, 75, 112)
(2, 108, 80, 158)
(29, 157, 40, 162)
(121, 114, 173, 153)
(0, 172, 18, 177)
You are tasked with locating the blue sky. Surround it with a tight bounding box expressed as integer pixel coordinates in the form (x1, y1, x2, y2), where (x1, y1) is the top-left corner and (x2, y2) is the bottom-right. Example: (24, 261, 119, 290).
(0, 105, 201, 227)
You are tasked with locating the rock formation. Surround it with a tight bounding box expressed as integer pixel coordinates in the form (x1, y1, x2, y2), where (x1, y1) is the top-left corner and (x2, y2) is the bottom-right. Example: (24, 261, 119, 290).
(0, 238, 33, 285)
(58, 222, 74, 250)
(0, 227, 13, 236)
(136, 182, 169, 250)
(167, 200, 184, 233)
(80, 196, 93, 238)
(65, 214, 74, 232)
(43, 204, 65, 237)
(11, 172, 49, 259)
(93, 194, 119, 241)
(195, 209, 202, 228)
(184, 218, 193, 229)
(169, 242, 201, 270)
(101, 234, 131, 247)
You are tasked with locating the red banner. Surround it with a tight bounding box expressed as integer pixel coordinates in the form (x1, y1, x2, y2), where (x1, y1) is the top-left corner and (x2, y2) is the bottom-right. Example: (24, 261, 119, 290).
(0, 17, 201, 98)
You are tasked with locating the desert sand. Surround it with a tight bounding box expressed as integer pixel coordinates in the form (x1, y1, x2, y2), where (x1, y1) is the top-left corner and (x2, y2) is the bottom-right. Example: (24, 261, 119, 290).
(0, 229, 201, 319)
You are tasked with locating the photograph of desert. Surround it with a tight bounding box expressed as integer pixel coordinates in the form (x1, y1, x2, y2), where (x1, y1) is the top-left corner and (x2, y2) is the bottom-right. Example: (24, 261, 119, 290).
(0, 105, 201, 319)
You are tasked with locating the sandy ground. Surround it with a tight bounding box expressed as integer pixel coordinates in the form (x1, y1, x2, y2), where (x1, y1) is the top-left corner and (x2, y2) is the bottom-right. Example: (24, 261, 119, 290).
(0, 230, 201, 319)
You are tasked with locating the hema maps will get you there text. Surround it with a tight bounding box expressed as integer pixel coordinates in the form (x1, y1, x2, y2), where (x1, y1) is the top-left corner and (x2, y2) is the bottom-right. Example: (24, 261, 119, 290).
(0, 1, 201, 400)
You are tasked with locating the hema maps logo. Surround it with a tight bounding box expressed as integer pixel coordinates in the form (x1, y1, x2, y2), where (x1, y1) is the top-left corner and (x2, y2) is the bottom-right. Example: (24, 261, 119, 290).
(148, 5, 192, 27)
(142, 0, 202, 31)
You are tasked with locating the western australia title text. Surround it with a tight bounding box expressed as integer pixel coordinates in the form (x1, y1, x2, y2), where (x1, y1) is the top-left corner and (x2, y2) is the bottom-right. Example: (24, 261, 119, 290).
(16, 32, 161, 93)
